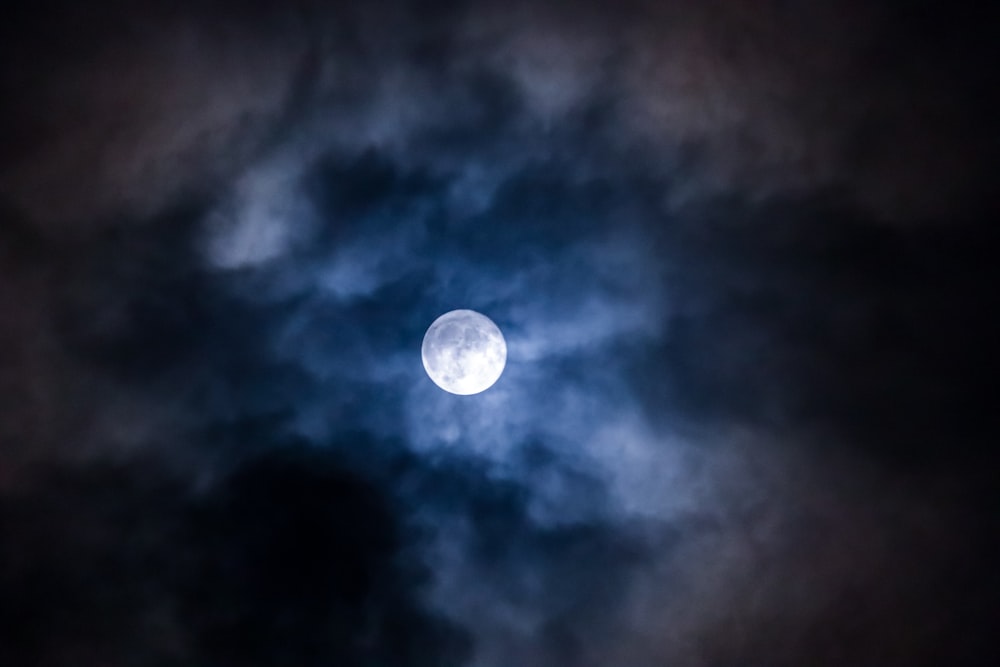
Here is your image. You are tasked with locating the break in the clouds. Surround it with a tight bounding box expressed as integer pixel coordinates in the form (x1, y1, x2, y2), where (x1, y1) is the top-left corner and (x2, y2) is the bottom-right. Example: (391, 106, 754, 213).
(0, 1, 998, 666)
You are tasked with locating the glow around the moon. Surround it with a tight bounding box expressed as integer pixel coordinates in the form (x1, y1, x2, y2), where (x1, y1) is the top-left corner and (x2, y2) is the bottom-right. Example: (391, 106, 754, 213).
(422, 309, 507, 395)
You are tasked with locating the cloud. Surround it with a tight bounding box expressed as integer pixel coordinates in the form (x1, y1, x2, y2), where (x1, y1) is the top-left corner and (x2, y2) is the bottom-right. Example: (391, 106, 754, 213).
(1, 1, 998, 666)
(0, 2, 307, 231)
(6, 0, 997, 234)
(0, 443, 471, 667)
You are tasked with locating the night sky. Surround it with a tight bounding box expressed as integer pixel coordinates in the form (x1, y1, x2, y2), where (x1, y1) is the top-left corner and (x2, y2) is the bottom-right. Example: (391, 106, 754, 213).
(1, 1, 998, 665)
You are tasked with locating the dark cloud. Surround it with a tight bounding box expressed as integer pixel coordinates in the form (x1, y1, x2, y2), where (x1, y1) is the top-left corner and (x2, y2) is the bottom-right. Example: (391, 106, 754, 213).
(1, 1, 998, 665)
(640, 198, 1000, 464)
(4, 0, 997, 228)
(0, 444, 471, 667)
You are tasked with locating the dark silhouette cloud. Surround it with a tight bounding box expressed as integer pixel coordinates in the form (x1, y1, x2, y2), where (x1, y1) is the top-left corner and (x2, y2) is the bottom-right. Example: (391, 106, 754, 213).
(0, 444, 471, 667)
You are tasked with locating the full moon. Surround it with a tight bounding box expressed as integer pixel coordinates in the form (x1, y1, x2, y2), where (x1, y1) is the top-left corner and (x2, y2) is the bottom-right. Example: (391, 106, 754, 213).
(421, 309, 507, 395)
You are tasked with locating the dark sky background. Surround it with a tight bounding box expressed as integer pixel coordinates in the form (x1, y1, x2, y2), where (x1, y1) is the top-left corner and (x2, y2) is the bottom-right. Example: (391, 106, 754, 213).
(1, 1, 998, 665)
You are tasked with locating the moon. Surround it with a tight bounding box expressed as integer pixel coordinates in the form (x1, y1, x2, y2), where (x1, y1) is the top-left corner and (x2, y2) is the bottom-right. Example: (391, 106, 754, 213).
(422, 310, 507, 395)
